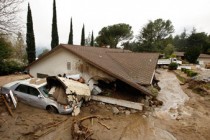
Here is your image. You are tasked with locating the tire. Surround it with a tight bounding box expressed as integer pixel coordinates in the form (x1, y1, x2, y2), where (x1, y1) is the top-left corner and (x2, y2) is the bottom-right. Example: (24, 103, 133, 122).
(46, 105, 58, 114)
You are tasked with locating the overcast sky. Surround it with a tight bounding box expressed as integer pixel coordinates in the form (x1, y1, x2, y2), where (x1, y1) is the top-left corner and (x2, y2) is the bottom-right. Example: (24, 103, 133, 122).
(21, 0, 210, 48)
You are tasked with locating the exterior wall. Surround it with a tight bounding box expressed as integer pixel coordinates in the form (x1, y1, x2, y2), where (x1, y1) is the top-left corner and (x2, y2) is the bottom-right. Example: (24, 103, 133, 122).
(198, 58, 210, 67)
(30, 48, 114, 84)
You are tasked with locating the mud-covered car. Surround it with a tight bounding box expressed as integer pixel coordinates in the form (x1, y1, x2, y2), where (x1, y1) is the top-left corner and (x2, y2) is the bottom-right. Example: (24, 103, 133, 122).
(0, 76, 90, 115)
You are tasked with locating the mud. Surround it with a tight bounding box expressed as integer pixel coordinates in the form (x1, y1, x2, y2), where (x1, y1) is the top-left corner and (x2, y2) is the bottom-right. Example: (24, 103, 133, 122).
(0, 72, 210, 140)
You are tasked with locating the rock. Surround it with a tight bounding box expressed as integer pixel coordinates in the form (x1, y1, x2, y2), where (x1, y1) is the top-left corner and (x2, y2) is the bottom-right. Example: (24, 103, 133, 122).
(112, 107, 119, 114)
(142, 115, 147, 118)
(130, 109, 137, 114)
(125, 110, 130, 115)
(99, 102, 105, 105)
(118, 107, 125, 110)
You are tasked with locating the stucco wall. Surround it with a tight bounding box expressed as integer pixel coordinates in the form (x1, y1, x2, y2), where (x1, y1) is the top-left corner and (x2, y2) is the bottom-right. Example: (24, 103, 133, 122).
(198, 58, 210, 67)
(30, 48, 114, 84)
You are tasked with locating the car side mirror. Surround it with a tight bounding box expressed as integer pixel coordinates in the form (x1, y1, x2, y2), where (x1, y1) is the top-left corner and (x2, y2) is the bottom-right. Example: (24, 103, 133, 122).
(38, 95, 43, 98)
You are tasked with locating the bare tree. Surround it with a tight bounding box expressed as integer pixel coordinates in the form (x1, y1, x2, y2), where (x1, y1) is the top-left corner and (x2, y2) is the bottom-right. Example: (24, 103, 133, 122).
(0, 0, 24, 35)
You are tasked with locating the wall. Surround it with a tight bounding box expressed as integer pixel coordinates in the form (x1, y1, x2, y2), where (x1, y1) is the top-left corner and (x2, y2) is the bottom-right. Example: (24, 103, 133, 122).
(30, 48, 115, 85)
(198, 58, 210, 67)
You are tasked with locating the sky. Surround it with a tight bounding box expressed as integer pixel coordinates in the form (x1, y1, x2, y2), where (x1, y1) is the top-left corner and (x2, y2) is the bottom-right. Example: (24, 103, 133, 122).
(20, 0, 210, 49)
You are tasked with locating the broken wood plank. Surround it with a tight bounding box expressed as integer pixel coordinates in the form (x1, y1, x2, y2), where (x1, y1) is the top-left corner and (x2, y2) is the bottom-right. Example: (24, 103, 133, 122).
(2, 95, 14, 117)
(91, 95, 143, 111)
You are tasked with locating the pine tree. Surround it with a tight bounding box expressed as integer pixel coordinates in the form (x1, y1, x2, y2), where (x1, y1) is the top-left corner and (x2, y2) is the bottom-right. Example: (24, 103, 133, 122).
(81, 24, 85, 46)
(26, 3, 36, 64)
(51, 0, 59, 49)
(90, 31, 94, 46)
(68, 17, 73, 44)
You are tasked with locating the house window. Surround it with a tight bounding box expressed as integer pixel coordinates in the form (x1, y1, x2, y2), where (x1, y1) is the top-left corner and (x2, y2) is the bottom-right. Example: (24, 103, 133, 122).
(67, 62, 71, 70)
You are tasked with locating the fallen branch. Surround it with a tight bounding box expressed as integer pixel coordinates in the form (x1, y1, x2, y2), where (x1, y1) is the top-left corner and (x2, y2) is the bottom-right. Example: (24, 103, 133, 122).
(72, 115, 111, 140)
(98, 121, 110, 130)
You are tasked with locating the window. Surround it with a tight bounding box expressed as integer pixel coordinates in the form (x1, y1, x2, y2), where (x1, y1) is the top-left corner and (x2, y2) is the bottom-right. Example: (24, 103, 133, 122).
(28, 87, 40, 96)
(67, 62, 71, 70)
(15, 84, 28, 93)
(15, 84, 40, 97)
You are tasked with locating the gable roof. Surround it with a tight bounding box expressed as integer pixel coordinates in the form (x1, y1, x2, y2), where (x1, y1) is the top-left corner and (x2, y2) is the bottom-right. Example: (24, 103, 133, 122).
(29, 44, 159, 96)
(199, 54, 210, 58)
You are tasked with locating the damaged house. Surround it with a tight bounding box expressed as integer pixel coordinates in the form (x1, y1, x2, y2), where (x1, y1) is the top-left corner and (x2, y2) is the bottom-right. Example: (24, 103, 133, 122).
(28, 44, 159, 97)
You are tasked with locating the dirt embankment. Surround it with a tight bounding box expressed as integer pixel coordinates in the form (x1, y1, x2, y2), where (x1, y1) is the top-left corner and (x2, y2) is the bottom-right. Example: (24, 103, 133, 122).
(0, 72, 210, 140)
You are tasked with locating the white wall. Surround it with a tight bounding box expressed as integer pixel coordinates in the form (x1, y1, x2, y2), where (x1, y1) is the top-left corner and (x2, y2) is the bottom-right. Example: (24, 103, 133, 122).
(30, 48, 114, 84)
(198, 58, 210, 67)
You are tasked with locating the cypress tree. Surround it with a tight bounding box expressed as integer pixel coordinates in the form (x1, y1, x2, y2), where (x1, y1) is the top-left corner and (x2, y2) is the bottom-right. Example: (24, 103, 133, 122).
(26, 3, 36, 64)
(80, 24, 85, 46)
(68, 17, 73, 44)
(90, 31, 94, 46)
(51, 0, 59, 49)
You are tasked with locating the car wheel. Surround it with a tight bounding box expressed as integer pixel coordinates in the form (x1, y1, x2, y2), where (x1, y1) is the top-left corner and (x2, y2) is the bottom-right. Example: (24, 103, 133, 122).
(46, 105, 58, 114)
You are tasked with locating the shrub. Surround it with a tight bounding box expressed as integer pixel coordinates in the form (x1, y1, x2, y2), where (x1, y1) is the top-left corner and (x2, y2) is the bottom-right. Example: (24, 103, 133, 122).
(0, 60, 25, 75)
(187, 71, 198, 77)
(168, 62, 178, 70)
(181, 68, 186, 72)
(184, 69, 190, 74)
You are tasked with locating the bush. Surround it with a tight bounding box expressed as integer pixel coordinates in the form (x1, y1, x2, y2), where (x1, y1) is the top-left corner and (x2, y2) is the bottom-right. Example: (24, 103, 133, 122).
(168, 62, 178, 70)
(187, 71, 198, 77)
(181, 68, 198, 77)
(181, 68, 186, 72)
(0, 60, 25, 75)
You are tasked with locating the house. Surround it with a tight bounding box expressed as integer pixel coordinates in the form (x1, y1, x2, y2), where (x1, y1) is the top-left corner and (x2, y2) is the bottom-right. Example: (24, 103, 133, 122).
(197, 54, 210, 67)
(28, 44, 159, 96)
(173, 52, 185, 60)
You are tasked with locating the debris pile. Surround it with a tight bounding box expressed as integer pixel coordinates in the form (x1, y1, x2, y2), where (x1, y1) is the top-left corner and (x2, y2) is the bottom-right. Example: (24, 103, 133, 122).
(47, 76, 91, 116)
(71, 115, 111, 140)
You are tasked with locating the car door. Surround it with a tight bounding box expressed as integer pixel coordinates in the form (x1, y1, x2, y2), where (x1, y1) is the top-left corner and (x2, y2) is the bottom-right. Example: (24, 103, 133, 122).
(27, 86, 45, 108)
(14, 84, 30, 104)
(14, 84, 44, 109)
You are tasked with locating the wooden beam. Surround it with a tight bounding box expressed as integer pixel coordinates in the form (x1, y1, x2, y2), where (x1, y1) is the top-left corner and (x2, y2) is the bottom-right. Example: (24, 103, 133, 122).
(91, 95, 143, 111)
(2, 95, 14, 117)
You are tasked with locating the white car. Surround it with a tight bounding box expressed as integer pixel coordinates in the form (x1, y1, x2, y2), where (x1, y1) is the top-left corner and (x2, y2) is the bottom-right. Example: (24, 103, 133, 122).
(1, 76, 90, 115)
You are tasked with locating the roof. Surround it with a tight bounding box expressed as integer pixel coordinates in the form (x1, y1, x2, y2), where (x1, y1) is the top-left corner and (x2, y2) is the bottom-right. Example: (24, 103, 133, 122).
(199, 54, 210, 58)
(174, 52, 184, 57)
(29, 44, 159, 96)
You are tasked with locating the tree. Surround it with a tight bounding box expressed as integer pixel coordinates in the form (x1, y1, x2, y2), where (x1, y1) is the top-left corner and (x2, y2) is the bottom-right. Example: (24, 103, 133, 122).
(0, 37, 13, 62)
(185, 32, 210, 63)
(173, 29, 188, 52)
(137, 19, 174, 52)
(123, 41, 142, 52)
(81, 24, 85, 46)
(26, 3, 36, 64)
(68, 17, 73, 44)
(14, 32, 26, 62)
(96, 23, 133, 48)
(0, 0, 24, 34)
(90, 31, 94, 46)
(51, 0, 59, 49)
(164, 44, 174, 58)
(38, 48, 49, 58)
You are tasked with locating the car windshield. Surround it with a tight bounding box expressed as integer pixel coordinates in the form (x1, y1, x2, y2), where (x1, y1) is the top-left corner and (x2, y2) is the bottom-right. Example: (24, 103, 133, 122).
(38, 85, 50, 98)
